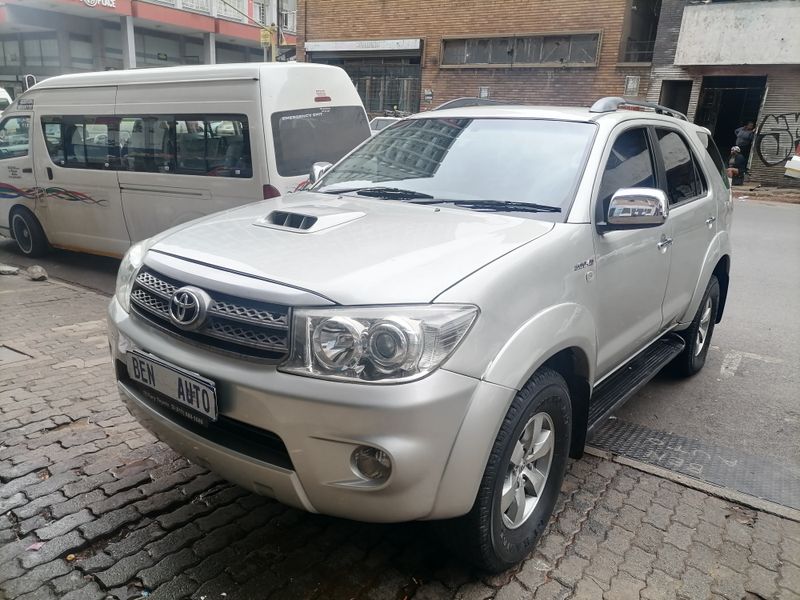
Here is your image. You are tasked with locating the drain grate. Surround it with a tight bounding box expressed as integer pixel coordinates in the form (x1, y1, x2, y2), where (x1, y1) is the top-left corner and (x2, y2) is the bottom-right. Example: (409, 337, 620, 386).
(0, 345, 31, 365)
(589, 418, 800, 510)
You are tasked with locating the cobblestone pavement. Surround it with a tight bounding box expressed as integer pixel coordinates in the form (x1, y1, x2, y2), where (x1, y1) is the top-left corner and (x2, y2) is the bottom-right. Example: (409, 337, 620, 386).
(1, 274, 799, 600)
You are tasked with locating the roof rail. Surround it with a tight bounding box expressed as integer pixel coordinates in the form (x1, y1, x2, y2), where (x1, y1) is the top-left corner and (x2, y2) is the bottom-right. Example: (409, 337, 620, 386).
(432, 97, 507, 111)
(589, 96, 688, 121)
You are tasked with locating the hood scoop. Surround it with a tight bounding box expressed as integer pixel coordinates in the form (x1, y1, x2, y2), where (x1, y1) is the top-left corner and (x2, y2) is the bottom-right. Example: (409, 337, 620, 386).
(254, 205, 365, 234)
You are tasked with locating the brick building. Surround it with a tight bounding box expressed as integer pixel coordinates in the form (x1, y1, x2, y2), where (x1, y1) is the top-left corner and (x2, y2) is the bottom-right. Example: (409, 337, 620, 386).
(646, 0, 800, 187)
(296, 0, 661, 115)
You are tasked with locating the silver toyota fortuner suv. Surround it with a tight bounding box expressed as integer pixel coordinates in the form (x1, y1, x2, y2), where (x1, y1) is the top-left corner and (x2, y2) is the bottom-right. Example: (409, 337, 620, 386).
(108, 97, 733, 572)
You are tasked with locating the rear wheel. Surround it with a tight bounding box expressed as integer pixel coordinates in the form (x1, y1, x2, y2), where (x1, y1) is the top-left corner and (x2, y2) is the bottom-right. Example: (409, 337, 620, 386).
(672, 275, 720, 377)
(441, 367, 571, 572)
(10, 208, 49, 258)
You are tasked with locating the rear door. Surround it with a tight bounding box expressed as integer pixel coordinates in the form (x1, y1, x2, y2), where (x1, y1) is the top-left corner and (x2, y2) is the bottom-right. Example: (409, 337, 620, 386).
(33, 87, 130, 256)
(115, 80, 262, 242)
(653, 126, 718, 326)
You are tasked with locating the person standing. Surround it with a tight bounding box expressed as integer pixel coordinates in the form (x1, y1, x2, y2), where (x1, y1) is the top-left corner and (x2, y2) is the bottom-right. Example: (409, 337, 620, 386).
(727, 145, 747, 185)
(734, 121, 755, 161)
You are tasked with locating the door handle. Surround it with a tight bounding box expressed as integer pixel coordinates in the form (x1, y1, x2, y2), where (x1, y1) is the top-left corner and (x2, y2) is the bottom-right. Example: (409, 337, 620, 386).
(705, 216, 717, 227)
(46, 167, 53, 180)
(22, 167, 32, 173)
(657, 237, 673, 250)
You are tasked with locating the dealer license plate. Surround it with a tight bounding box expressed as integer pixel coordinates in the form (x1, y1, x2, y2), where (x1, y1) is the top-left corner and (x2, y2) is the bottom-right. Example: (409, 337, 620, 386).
(127, 350, 218, 423)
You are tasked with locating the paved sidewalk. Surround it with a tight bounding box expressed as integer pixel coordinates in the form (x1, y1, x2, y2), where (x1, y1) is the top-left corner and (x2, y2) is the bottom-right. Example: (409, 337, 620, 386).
(1, 273, 799, 600)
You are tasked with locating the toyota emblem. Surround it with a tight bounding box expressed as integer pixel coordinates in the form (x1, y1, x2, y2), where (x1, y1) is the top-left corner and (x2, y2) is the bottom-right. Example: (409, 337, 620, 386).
(168, 286, 210, 330)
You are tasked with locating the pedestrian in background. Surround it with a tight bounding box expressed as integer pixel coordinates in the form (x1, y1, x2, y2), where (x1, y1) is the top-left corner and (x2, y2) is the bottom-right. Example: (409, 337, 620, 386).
(735, 121, 755, 161)
(727, 145, 747, 185)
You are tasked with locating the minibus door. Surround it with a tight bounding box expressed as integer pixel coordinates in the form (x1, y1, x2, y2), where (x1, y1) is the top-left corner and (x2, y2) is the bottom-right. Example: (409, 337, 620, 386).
(0, 111, 38, 228)
(33, 88, 131, 257)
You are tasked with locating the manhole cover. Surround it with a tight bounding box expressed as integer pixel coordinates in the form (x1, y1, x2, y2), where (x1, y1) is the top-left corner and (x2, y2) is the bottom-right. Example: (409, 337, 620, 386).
(0, 345, 31, 365)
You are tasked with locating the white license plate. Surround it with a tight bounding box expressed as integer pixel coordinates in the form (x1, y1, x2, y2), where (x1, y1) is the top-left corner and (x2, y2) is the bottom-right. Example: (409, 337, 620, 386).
(128, 351, 218, 423)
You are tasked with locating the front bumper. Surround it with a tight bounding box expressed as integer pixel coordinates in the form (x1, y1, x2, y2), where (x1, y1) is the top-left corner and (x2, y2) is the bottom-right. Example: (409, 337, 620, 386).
(108, 297, 515, 522)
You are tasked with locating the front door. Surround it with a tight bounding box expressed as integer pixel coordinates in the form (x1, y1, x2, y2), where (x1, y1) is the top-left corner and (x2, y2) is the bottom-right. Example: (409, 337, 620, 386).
(0, 113, 38, 236)
(592, 125, 673, 378)
(33, 87, 130, 257)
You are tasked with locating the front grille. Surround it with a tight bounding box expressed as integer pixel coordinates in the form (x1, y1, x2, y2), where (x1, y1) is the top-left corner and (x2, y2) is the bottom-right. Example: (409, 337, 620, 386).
(130, 267, 290, 361)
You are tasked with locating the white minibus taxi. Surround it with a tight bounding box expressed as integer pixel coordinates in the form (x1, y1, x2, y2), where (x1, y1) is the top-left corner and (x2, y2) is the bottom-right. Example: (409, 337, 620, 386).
(0, 63, 370, 258)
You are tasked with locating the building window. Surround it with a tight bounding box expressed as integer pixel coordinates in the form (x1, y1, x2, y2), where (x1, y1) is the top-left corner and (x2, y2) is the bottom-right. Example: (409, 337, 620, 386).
(254, 1, 268, 25)
(620, 0, 661, 63)
(70, 35, 94, 70)
(441, 32, 600, 68)
(23, 35, 60, 68)
(0, 39, 21, 67)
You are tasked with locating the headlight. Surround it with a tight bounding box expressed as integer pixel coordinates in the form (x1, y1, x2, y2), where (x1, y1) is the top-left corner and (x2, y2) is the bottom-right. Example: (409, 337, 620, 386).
(114, 241, 149, 313)
(280, 305, 478, 383)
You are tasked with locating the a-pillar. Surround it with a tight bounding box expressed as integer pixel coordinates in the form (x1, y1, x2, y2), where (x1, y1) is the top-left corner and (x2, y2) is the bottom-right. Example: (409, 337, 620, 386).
(203, 32, 216, 64)
(121, 15, 136, 69)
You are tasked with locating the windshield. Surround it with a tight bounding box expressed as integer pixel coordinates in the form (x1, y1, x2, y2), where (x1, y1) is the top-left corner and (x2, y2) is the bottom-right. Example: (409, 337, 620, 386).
(271, 106, 370, 177)
(317, 117, 596, 219)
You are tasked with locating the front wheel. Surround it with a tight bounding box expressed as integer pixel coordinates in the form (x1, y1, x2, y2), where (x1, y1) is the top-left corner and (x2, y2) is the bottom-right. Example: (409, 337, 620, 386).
(442, 367, 571, 572)
(10, 208, 49, 258)
(672, 275, 720, 377)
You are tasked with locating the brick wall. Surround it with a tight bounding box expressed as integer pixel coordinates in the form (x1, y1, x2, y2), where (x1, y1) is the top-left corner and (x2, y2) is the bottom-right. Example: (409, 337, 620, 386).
(297, 0, 653, 109)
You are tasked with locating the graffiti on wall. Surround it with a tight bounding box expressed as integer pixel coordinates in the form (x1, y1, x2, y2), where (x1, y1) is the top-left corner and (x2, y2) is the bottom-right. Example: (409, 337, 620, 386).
(755, 112, 800, 166)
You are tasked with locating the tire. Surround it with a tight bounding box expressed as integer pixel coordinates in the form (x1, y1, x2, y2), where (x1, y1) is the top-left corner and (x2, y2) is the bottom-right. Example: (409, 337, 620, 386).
(10, 208, 49, 258)
(671, 275, 720, 377)
(441, 367, 572, 573)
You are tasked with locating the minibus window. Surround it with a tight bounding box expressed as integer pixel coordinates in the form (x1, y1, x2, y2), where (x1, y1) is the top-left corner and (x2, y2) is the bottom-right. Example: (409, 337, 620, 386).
(271, 106, 369, 177)
(0, 116, 30, 159)
(174, 115, 251, 178)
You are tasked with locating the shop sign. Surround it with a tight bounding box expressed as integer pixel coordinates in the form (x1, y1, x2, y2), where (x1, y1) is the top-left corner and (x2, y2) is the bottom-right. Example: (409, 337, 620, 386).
(624, 75, 641, 97)
(479, 86, 490, 99)
(82, 0, 117, 7)
(304, 39, 421, 53)
(423, 88, 434, 103)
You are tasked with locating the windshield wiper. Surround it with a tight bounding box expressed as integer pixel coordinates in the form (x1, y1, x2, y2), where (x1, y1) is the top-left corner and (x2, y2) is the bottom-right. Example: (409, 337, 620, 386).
(408, 199, 561, 213)
(321, 186, 434, 200)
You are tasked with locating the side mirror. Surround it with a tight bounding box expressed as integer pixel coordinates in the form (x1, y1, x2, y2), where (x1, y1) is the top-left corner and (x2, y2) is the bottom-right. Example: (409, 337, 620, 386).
(603, 188, 668, 229)
(309, 161, 333, 185)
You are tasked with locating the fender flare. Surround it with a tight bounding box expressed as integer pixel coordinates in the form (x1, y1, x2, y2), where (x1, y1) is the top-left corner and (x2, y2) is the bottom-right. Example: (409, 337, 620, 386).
(679, 231, 731, 325)
(482, 302, 598, 390)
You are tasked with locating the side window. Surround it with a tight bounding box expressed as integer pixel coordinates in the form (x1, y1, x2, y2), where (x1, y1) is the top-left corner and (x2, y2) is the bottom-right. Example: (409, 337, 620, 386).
(697, 131, 730, 190)
(42, 116, 119, 170)
(0, 116, 30, 159)
(597, 127, 656, 220)
(655, 128, 706, 204)
(120, 116, 174, 173)
(175, 116, 251, 177)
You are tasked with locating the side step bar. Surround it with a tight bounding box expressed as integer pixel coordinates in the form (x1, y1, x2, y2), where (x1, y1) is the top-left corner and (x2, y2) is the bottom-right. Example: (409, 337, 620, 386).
(587, 334, 685, 434)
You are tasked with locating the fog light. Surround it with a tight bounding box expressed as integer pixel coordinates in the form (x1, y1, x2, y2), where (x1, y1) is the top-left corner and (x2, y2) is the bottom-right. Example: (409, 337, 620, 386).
(352, 446, 392, 482)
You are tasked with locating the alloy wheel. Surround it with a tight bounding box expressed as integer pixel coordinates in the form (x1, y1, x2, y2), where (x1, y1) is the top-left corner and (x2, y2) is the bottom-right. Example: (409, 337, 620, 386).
(695, 297, 713, 356)
(501, 412, 555, 529)
(12, 214, 33, 254)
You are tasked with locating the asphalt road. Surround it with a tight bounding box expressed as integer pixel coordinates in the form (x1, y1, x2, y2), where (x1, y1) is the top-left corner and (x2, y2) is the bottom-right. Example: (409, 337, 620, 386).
(2, 198, 798, 469)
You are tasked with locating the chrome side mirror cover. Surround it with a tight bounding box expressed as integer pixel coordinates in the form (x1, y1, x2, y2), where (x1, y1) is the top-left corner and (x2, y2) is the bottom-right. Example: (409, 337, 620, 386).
(604, 188, 668, 229)
(309, 161, 333, 185)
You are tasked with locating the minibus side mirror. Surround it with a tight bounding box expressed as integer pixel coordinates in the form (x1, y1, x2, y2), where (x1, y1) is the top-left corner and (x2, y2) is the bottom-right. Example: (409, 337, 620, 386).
(309, 162, 333, 185)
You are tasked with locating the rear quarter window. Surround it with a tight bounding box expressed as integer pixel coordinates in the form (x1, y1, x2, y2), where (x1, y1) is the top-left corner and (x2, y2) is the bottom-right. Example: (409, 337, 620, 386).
(696, 130, 730, 189)
(271, 106, 369, 177)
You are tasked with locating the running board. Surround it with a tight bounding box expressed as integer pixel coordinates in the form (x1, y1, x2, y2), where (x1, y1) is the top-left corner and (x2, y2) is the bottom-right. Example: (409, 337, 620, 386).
(587, 334, 685, 434)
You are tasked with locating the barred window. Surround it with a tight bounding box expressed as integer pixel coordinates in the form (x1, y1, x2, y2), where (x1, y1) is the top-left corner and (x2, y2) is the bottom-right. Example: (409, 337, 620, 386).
(441, 33, 600, 68)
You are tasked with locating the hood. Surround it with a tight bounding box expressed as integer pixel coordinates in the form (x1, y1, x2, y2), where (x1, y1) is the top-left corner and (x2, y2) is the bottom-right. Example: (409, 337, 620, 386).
(150, 192, 554, 304)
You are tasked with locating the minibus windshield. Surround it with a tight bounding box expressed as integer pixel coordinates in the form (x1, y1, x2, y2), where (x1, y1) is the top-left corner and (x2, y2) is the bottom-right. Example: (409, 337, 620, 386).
(271, 106, 369, 177)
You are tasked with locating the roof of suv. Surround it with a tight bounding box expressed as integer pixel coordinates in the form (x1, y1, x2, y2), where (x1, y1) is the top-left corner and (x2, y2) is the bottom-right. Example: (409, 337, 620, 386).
(409, 104, 700, 128)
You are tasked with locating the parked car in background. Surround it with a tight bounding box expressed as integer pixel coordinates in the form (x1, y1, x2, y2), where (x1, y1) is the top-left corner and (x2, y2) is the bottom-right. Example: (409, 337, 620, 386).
(369, 116, 401, 135)
(0, 63, 370, 258)
(108, 97, 732, 572)
(0, 88, 12, 114)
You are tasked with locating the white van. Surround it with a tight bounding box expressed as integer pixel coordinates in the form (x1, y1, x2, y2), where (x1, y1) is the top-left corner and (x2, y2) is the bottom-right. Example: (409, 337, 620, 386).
(0, 63, 370, 258)
(0, 88, 12, 114)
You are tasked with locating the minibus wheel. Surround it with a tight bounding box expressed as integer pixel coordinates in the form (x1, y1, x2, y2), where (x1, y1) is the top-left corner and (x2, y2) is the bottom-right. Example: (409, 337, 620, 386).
(10, 207, 49, 258)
